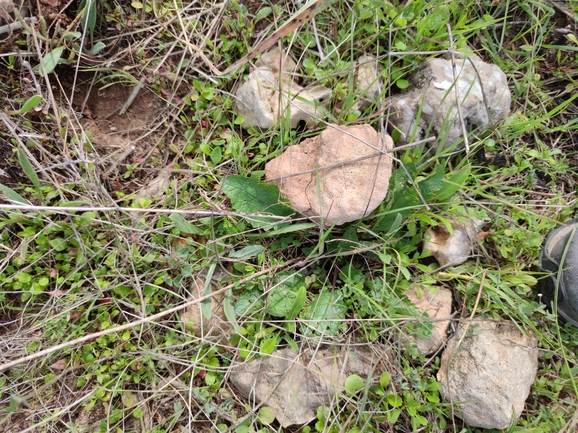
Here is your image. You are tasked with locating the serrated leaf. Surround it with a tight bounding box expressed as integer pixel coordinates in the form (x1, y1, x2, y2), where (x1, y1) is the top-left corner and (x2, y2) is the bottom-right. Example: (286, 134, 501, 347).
(17, 149, 40, 189)
(170, 213, 203, 234)
(0, 184, 28, 204)
(14, 95, 43, 115)
(34, 46, 65, 75)
(344, 374, 365, 394)
(223, 289, 241, 333)
(301, 289, 347, 339)
(259, 336, 276, 356)
(222, 176, 293, 228)
(229, 245, 264, 259)
(257, 406, 276, 424)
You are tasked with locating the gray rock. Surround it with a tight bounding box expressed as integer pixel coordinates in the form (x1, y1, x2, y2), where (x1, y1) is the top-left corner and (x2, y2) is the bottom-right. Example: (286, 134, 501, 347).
(229, 346, 386, 427)
(437, 318, 538, 429)
(401, 285, 452, 355)
(389, 56, 510, 150)
(265, 124, 393, 227)
(233, 47, 331, 129)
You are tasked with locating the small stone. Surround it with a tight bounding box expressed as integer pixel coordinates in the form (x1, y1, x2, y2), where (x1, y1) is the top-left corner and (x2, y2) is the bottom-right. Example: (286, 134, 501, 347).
(229, 346, 387, 427)
(389, 56, 510, 150)
(265, 124, 393, 227)
(437, 318, 538, 429)
(401, 285, 452, 355)
(423, 218, 486, 267)
(352, 55, 383, 112)
(233, 47, 331, 129)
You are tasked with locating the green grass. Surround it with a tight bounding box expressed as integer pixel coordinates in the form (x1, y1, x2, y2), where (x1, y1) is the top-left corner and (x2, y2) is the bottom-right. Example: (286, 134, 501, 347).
(1, 0, 578, 432)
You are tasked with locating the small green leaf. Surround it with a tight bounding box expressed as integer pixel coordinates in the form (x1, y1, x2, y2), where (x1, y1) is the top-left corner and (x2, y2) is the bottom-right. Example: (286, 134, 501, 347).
(286, 285, 306, 320)
(229, 245, 264, 259)
(0, 183, 29, 204)
(234, 289, 264, 316)
(379, 371, 391, 388)
(396, 78, 409, 89)
(344, 374, 365, 394)
(301, 289, 347, 339)
(254, 6, 272, 24)
(211, 146, 222, 165)
(259, 336, 276, 355)
(434, 166, 471, 201)
(170, 213, 203, 234)
(14, 95, 43, 115)
(34, 46, 65, 75)
(17, 149, 40, 189)
(223, 289, 241, 333)
(266, 272, 306, 318)
(258, 406, 276, 424)
(89, 42, 106, 55)
(387, 393, 403, 407)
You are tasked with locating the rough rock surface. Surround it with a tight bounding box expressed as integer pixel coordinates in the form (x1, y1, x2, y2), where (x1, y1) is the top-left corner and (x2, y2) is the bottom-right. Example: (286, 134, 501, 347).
(352, 55, 383, 112)
(230, 346, 386, 427)
(265, 124, 393, 227)
(234, 47, 331, 129)
(180, 276, 233, 342)
(437, 318, 538, 429)
(423, 218, 486, 267)
(389, 56, 510, 150)
(401, 285, 452, 355)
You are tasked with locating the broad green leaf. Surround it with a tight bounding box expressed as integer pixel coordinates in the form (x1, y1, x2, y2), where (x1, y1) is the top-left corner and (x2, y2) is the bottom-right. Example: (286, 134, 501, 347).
(0, 184, 28, 204)
(170, 213, 203, 234)
(257, 406, 276, 424)
(222, 176, 293, 228)
(344, 374, 365, 394)
(254, 6, 272, 23)
(14, 95, 42, 115)
(34, 46, 65, 75)
(211, 147, 222, 165)
(301, 289, 347, 339)
(418, 164, 445, 201)
(229, 245, 264, 259)
(266, 272, 306, 318)
(223, 289, 241, 333)
(259, 336, 276, 356)
(17, 149, 40, 189)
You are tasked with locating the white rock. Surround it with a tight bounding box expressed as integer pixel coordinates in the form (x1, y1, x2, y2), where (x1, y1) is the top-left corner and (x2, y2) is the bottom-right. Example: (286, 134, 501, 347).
(233, 47, 331, 129)
(423, 218, 486, 267)
(401, 285, 452, 355)
(437, 318, 538, 429)
(389, 56, 511, 150)
(265, 124, 393, 227)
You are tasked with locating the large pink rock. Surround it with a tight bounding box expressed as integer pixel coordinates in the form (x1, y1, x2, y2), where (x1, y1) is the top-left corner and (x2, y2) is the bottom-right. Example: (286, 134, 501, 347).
(265, 124, 393, 227)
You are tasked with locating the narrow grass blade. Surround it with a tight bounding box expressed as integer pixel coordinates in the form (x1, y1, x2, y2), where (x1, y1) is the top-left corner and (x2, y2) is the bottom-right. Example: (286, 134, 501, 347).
(17, 149, 40, 189)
